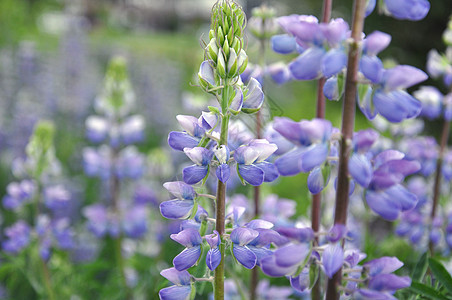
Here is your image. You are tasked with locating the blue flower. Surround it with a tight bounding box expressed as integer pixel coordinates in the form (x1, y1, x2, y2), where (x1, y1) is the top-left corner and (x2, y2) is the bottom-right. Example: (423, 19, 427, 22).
(160, 181, 197, 220)
(159, 267, 192, 300)
(182, 147, 214, 184)
(171, 228, 202, 271)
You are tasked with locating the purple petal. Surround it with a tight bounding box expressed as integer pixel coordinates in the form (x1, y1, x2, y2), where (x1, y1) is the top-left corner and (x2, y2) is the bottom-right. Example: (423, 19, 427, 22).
(267, 62, 292, 85)
(383, 66, 428, 91)
(307, 167, 325, 194)
(261, 254, 298, 277)
(205, 230, 220, 248)
(384, 0, 430, 21)
(271, 34, 296, 54)
(254, 161, 279, 182)
(322, 49, 347, 77)
(275, 147, 305, 176)
(364, 256, 404, 276)
(216, 164, 230, 183)
(368, 274, 411, 291)
(349, 153, 373, 188)
(206, 248, 222, 271)
(374, 150, 405, 167)
(173, 246, 202, 271)
(272, 117, 304, 144)
(234, 146, 259, 165)
(238, 164, 265, 186)
(365, 0, 377, 17)
(160, 200, 194, 219)
(183, 147, 213, 166)
(324, 76, 340, 100)
(176, 115, 204, 137)
(374, 90, 422, 123)
(300, 143, 328, 172)
(277, 227, 314, 242)
(168, 132, 200, 151)
(229, 88, 243, 114)
(366, 190, 401, 221)
(290, 269, 310, 292)
(356, 289, 397, 300)
(170, 228, 202, 247)
(274, 243, 310, 268)
(353, 129, 379, 152)
(230, 227, 259, 246)
(321, 18, 349, 46)
(159, 286, 191, 300)
(163, 181, 196, 200)
(383, 185, 418, 211)
(363, 31, 392, 56)
(360, 55, 384, 83)
(233, 245, 257, 269)
(248, 246, 273, 265)
(289, 47, 325, 80)
(242, 78, 264, 113)
(322, 243, 344, 278)
(286, 18, 321, 46)
(328, 224, 348, 243)
(245, 220, 274, 230)
(160, 267, 191, 286)
(198, 60, 216, 87)
(182, 165, 208, 185)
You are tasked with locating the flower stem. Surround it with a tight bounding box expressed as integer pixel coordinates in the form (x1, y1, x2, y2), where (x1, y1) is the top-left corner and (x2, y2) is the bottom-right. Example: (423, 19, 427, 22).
(214, 78, 231, 300)
(429, 119, 450, 254)
(325, 0, 366, 299)
(311, 2, 333, 299)
(110, 148, 132, 300)
(39, 257, 55, 300)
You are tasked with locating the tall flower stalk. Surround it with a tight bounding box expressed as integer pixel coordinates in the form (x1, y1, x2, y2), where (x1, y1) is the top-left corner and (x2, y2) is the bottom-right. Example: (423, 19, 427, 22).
(325, 0, 366, 299)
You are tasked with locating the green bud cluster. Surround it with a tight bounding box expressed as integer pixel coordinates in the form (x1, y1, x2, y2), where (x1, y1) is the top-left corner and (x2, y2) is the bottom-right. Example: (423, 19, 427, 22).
(100, 56, 135, 116)
(443, 16, 452, 46)
(206, 0, 248, 79)
(26, 120, 56, 177)
(249, 5, 278, 39)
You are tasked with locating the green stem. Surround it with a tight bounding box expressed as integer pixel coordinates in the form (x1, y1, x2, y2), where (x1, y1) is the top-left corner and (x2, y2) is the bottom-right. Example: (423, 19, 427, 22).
(214, 78, 231, 300)
(39, 257, 55, 300)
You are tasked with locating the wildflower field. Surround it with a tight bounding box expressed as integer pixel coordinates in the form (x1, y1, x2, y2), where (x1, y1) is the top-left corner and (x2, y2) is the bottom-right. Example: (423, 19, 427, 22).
(1, 0, 452, 299)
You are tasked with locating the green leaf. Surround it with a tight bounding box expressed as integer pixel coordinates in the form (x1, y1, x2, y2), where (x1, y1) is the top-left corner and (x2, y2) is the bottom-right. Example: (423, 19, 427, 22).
(409, 282, 447, 300)
(429, 258, 452, 294)
(412, 252, 429, 282)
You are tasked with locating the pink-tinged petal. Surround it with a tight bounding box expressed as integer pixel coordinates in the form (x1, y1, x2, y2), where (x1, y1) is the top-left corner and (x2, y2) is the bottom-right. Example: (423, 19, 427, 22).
(322, 243, 344, 278)
(374, 150, 405, 167)
(327, 224, 348, 243)
(368, 274, 411, 291)
(163, 181, 196, 200)
(363, 31, 392, 56)
(233, 245, 257, 269)
(261, 254, 298, 277)
(159, 285, 191, 300)
(173, 246, 202, 271)
(160, 200, 194, 219)
(230, 227, 259, 246)
(160, 267, 191, 286)
(168, 132, 200, 151)
(238, 164, 265, 186)
(321, 18, 349, 46)
(364, 256, 404, 276)
(274, 243, 310, 268)
(383, 66, 428, 91)
(277, 227, 314, 242)
(353, 129, 379, 152)
(182, 165, 208, 185)
(170, 228, 202, 247)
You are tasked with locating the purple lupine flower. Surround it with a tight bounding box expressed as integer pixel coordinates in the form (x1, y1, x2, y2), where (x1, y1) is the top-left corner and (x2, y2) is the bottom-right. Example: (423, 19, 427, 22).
(205, 230, 221, 271)
(266, 62, 292, 85)
(360, 65, 427, 123)
(383, 0, 430, 21)
(133, 185, 158, 206)
(327, 224, 348, 243)
(83, 204, 111, 238)
(322, 243, 344, 278)
(271, 34, 297, 55)
(120, 115, 145, 144)
(160, 181, 197, 219)
(168, 115, 206, 151)
(401, 136, 437, 177)
(214, 145, 231, 183)
(115, 146, 145, 179)
(3, 221, 31, 253)
(159, 267, 192, 300)
(85, 116, 109, 143)
(234, 139, 278, 186)
(83, 146, 111, 179)
(230, 227, 259, 269)
(414, 86, 443, 120)
(242, 78, 265, 114)
(182, 147, 214, 184)
(171, 228, 202, 271)
(260, 242, 310, 277)
(260, 194, 296, 228)
(44, 185, 71, 212)
(2, 180, 34, 210)
(274, 117, 332, 192)
(122, 205, 148, 238)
